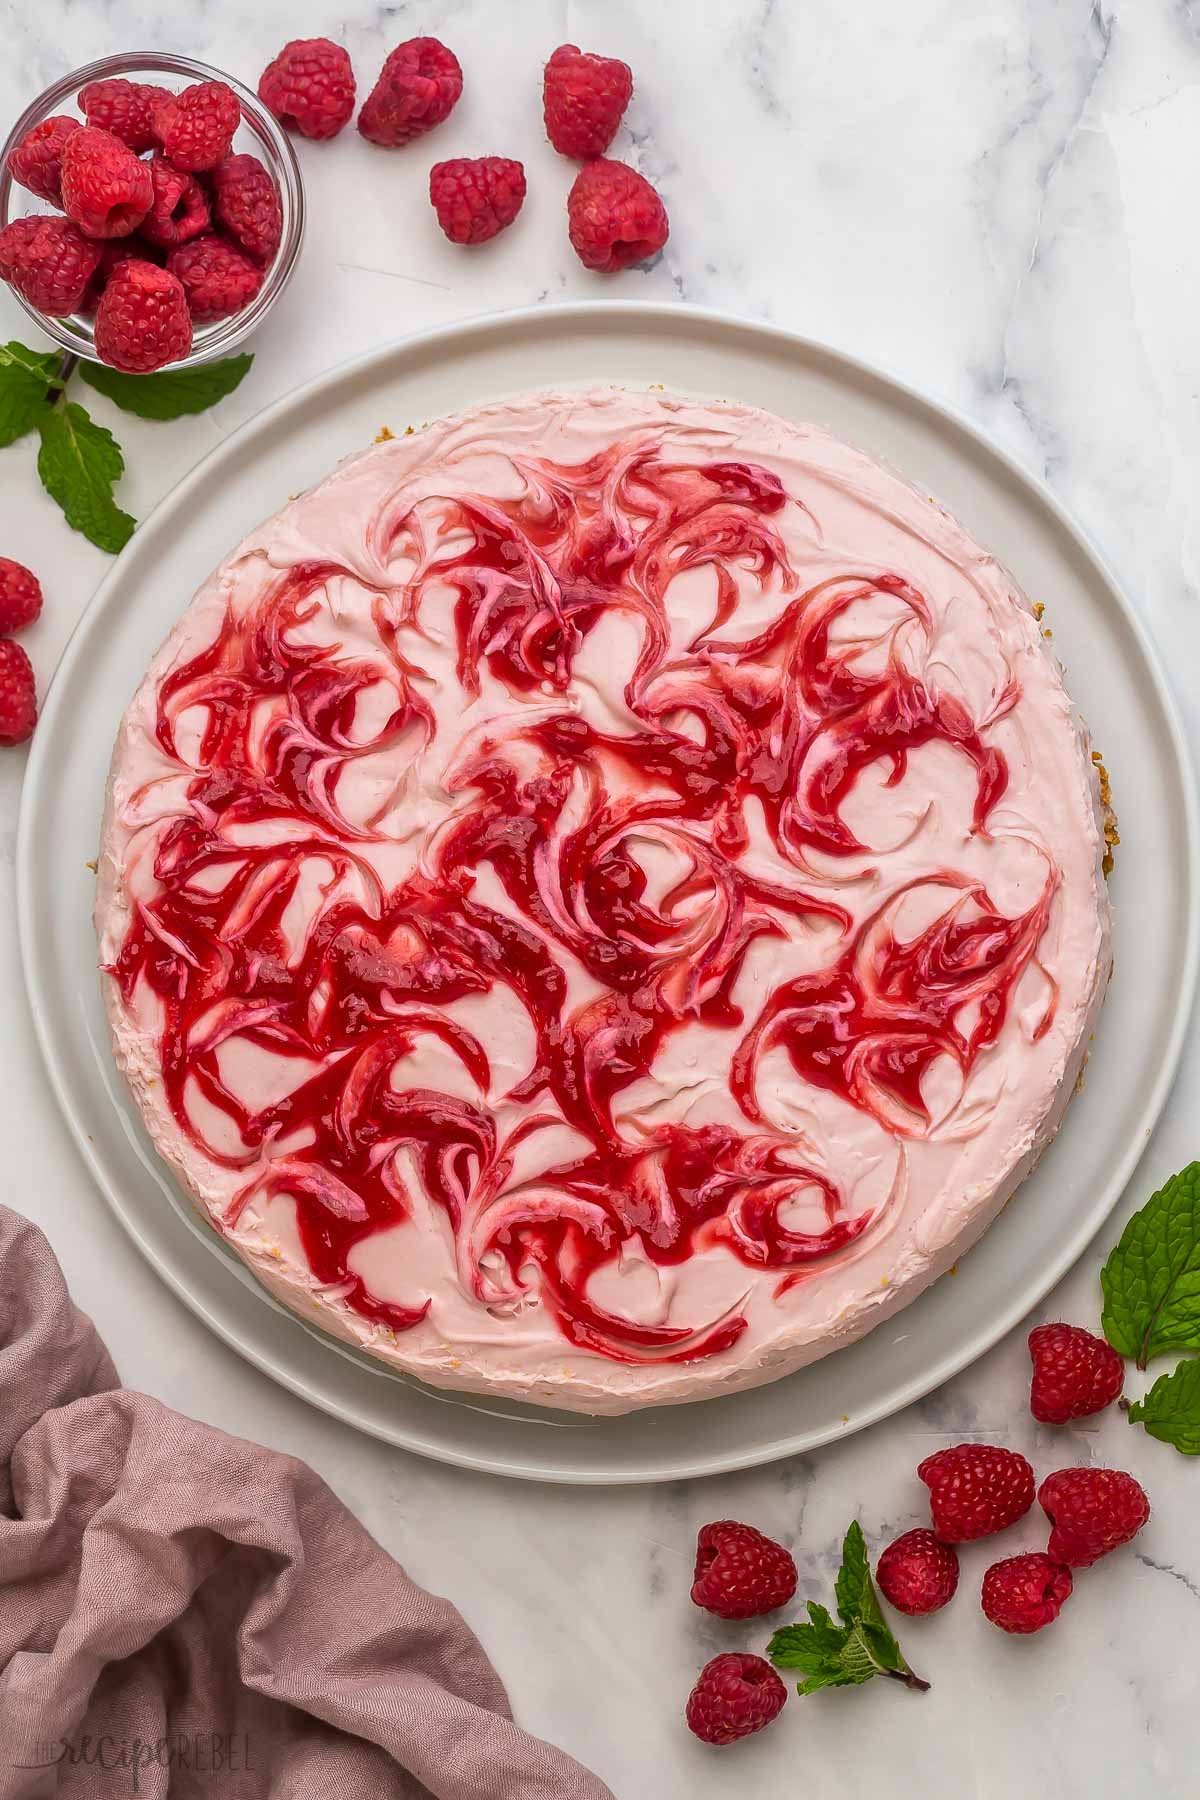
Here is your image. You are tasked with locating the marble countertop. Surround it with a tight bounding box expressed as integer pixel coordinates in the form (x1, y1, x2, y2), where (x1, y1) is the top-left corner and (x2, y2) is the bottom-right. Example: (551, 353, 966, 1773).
(3, 2, 1198, 1794)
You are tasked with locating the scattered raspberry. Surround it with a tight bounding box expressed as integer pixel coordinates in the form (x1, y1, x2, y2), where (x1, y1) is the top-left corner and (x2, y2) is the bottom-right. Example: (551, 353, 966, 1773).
(1028, 1323, 1125, 1425)
(875, 1528, 959, 1616)
(566, 158, 669, 273)
(60, 126, 153, 239)
(93, 259, 193, 372)
(916, 1444, 1035, 1543)
(259, 38, 356, 140)
(79, 77, 171, 152)
(981, 1553, 1073, 1634)
(137, 155, 211, 250)
(690, 1520, 798, 1621)
(685, 1654, 787, 1746)
(152, 81, 240, 172)
(0, 215, 101, 315)
(357, 37, 463, 148)
(210, 154, 282, 263)
(1039, 1466, 1150, 1568)
(543, 44, 633, 159)
(0, 640, 36, 747)
(429, 156, 526, 245)
(167, 235, 263, 322)
(7, 114, 80, 205)
(0, 560, 42, 635)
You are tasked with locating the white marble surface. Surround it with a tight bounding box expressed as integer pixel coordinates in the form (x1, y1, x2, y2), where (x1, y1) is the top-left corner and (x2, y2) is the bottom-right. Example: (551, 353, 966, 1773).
(2, 2, 1199, 1794)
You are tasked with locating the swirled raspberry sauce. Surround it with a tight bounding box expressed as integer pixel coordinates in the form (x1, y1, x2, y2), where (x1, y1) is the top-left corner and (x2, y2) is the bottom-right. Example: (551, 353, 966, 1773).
(98, 391, 1110, 1413)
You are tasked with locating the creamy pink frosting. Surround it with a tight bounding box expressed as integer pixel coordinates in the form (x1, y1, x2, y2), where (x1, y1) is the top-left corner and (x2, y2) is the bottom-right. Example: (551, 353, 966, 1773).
(96, 389, 1111, 1413)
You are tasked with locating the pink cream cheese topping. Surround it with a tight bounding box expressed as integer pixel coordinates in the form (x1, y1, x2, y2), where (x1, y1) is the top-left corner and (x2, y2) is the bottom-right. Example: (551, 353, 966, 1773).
(96, 390, 1111, 1413)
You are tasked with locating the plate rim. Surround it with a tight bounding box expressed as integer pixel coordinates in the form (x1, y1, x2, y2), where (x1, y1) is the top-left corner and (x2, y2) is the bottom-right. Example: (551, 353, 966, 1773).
(17, 300, 1200, 1483)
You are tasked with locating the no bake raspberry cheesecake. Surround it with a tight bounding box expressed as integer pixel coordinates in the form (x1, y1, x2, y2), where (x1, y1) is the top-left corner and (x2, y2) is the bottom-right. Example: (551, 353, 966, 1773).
(96, 389, 1111, 1413)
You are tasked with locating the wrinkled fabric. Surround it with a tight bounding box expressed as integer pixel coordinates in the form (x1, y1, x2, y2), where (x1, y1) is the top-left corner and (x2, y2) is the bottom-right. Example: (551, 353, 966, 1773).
(0, 1206, 613, 1799)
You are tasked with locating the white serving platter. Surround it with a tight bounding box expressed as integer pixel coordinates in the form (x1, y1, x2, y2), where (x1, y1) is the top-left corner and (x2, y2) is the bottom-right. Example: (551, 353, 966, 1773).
(17, 303, 1198, 1482)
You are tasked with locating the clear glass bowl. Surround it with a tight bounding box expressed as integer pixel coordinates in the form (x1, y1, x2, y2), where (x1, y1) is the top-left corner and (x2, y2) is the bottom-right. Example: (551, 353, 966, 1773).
(0, 51, 304, 369)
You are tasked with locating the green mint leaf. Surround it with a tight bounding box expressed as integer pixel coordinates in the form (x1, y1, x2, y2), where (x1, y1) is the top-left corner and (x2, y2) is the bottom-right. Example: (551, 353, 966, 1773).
(769, 1524, 929, 1698)
(835, 1520, 878, 1628)
(37, 400, 135, 554)
(0, 341, 62, 447)
(860, 1617, 910, 1676)
(835, 1520, 910, 1674)
(841, 1621, 892, 1683)
(768, 1607, 868, 1694)
(768, 1602, 848, 1665)
(0, 341, 65, 385)
(1101, 1163, 1200, 1367)
(792, 1668, 856, 1696)
(802, 1601, 844, 1647)
(78, 352, 253, 420)
(1127, 1358, 1200, 1453)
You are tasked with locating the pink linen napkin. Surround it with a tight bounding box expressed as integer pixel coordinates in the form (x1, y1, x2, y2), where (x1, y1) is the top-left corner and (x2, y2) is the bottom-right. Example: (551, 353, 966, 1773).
(0, 1205, 614, 1799)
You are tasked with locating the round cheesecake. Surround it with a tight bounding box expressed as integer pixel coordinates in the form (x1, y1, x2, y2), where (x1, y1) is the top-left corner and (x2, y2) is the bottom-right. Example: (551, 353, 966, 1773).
(96, 389, 1112, 1414)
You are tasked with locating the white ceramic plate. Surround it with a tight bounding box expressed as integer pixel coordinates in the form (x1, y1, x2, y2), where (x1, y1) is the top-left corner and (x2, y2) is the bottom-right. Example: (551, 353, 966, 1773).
(17, 304, 1198, 1484)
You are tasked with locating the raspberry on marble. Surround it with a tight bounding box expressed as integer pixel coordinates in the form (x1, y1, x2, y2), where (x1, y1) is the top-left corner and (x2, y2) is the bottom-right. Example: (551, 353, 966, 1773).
(543, 43, 632, 159)
(429, 156, 526, 245)
(0, 560, 42, 636)
(259, 38, 356, 140)
(357, 36, 462, 148)
(981, 1553, 1073, 1634)
(685, 1654, 787, 1746)
(1039, 1467, 1150, 1568)
(566, 158, 668, 273)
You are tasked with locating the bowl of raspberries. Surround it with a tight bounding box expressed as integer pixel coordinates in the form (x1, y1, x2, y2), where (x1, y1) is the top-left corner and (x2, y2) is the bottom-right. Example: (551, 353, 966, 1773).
(0, 52, 303, 373)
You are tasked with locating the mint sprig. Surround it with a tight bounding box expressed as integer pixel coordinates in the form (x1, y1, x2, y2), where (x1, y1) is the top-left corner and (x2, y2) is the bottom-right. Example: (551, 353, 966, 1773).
(1099, 1160, 1200, 1456)
(768, 1521, 929, 1696)
(0, 340, 253, 552)
(1101, 1162, 1200, 1368)
(1126, 1359, 1200, 1454)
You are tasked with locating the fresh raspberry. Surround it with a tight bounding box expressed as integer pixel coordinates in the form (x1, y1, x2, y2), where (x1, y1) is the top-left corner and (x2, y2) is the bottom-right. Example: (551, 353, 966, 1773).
(7, 114, 80, 205)
(1028, 1323, 1125, 1424)
(210, 154, 282, 263)
(981, 1553, 1073, 1634)
(0, 641, 36, 747)
(543, 44, 633, 159)
(917, 1443, 1035, 1543)
(167, 236, 263, 322)
(685, 1654, 786, 1746)
(1038, 1466, 1150, 1568)
(429, 156, 526, 246)
(93, 259, 192, 372)
(79, 78, 171, 152)
(875, 1528, 959, 1616)
(0, 560, 42, 635)
(81, 238, 158, 314)
(0, 215, 101, 315)
(60, 126, 153, 238)
(357, 37, 462, 148)
(152, 81, 240, 172)
(137, 155, 211, 250)
(566, 158, 669, 273)
(690, 1520, 798, 1621)
(259, 38, 356, 140)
